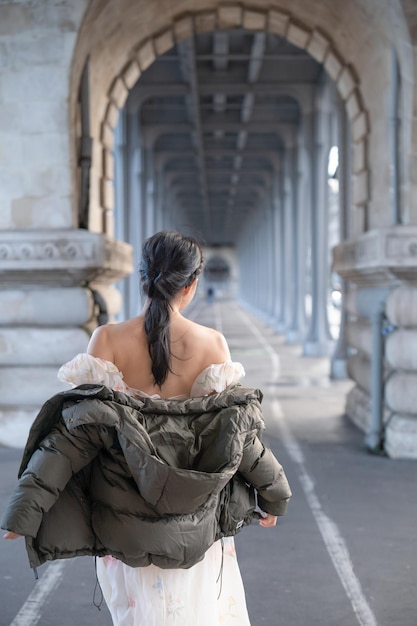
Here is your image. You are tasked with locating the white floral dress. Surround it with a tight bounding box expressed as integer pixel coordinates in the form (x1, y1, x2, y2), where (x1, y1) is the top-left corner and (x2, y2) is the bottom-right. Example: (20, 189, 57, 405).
(58, 354, 251, 626)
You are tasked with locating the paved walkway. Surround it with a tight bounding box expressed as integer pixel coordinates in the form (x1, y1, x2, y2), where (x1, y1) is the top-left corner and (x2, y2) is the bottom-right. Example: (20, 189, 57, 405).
(1, 297, 416, 625)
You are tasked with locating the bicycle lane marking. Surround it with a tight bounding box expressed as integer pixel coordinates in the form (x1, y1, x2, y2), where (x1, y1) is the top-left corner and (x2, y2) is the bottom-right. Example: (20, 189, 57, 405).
(236, 306, 378, 626)
(10, 561, 67, 626)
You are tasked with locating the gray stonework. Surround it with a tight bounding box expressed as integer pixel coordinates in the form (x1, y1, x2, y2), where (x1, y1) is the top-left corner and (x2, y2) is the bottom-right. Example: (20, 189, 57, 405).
(0, 229, 132, 445)
(0, 0, 417, 458)
(334, 227, 417, 458)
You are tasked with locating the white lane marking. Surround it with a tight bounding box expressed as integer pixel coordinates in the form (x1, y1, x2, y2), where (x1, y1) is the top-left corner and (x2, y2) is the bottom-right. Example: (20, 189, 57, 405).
(11, 561, 67, 626)
(236, 306, 378, 626)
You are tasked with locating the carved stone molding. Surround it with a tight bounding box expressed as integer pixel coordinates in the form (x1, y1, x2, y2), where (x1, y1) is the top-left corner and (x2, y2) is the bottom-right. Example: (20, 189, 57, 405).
(0, 229, 133, 287)
(333, 226, 417, 286)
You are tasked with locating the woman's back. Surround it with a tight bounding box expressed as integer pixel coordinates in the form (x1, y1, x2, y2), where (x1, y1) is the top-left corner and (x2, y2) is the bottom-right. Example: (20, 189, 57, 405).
(88, 312, 230, 398)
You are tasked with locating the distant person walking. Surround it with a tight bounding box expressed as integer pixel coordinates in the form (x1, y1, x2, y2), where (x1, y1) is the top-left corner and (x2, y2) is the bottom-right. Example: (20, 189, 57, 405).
(2, 230, 291, 625)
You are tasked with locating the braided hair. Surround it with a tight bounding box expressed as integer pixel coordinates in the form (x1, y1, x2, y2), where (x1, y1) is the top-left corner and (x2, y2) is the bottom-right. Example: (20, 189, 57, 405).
(139, 231, 203, 387)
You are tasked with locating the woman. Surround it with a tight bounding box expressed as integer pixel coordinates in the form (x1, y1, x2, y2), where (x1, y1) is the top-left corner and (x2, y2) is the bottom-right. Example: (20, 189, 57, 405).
(4, 231, 290, 625)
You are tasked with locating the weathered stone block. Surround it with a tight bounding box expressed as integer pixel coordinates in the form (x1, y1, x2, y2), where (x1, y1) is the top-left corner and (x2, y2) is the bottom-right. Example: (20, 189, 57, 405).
(0, 4, 30, 36)
(0, 407, 39, 448)
(242, 9, 266, 31)
(3, 67, 69, 103)
(0, 288, 94, 326)
(347, 352, 371, 393)
(104, 101, 119, 130)
(108, 76, 129, 110)
(103, 148, 115, 180)
(286, 21, 310, 50)
(345, 319, 372, 355)
(0, 229, 132, 287)
(174, 15, 194, 42)
(386, 329, 417, 369)
(386, 285, 417, 327)
(103, 208, 114, 238)
(353, 169, 369, 206)
(15, 196, 73, 229)
(19, 100, 68, 133)
(153, 28, 174, 56)
(195, 11, 216, 34)
(337, 65, 356, 99)
(137, 39, 156, 72)
(20, 132, 70, 167)
(345, 384, 370, 433)
(101, 178, 115, 211)
(267, 9, 289, 36)
(101, 121, 115, 150)
(122, 59, 141, 89)
(350, 206, 367, 236)
(0, 328, 89, 365)
(323, 49, 343, 81)
(306, 30, 330, 63)
(0, 366, 67, 405)
(352, 111, 369, 142)
(386, 372, 417, 415)
(353, 139, 366, 174)
(9, 34, 67, 66)
(218, 5, 242, 29)
(345, 90, 361, 121)
(385, 415, 417, 459)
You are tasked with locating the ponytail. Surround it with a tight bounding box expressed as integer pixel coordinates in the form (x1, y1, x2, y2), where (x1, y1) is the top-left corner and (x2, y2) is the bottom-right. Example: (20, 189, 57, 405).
(139, 231, 203, 387)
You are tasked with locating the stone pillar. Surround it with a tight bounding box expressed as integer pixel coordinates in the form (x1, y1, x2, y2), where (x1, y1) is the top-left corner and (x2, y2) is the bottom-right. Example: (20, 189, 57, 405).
(286, 138, 305, 344)
(265, 198, 276, 321)
(271, 177, 283, 330)
(385, 285, 417, 458)
(331, 102, 351, 379)
(0, 229, 132, 446)
(333, 225, 417, 458)
(303, 94, 333, 356)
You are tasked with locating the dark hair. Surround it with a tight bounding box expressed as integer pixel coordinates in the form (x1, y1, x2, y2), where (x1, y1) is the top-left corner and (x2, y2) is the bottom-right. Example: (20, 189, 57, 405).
(139, 231, 203, 387)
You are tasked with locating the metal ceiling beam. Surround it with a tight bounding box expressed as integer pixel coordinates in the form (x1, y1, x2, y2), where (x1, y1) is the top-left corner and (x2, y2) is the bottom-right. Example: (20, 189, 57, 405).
(145, 123, 292, 147)
(127, 82, 311, 110)
(177, 39, 211, 235)
(224, 32, 266, 227)
(156, 149, 281, 170)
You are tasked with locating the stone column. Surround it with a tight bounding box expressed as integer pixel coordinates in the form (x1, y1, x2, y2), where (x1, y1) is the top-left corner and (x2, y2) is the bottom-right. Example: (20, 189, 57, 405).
(385, 285, 417, 458)
(275, 170, 287, 333)
(286, 137, 305, 344)
(303, 92, 333, 356)
(270, 179, 282, 329)
(265, 198, 277, 322)
(334, 225, 417, 458)
(0, 229, 132, 446)
(331, 102, 351, 379)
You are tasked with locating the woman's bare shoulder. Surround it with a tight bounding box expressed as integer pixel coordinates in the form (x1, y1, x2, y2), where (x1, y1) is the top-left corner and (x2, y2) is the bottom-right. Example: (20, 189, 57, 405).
(183, 319, 231, 362)
(88, 318, 143, 361)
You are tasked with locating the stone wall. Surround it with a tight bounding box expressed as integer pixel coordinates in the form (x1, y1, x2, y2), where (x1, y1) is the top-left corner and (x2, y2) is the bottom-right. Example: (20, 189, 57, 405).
(0, 1, 89, 229)
(70, 0, 413, 235)
(385, 285, 417, 458)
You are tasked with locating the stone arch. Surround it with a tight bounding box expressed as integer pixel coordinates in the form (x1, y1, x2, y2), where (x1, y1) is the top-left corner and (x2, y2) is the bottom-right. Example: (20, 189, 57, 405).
(73, 2, 371, 236)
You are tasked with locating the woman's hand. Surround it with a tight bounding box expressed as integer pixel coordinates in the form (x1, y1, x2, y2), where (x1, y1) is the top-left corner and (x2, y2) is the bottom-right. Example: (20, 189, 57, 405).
(3, 531, 21, 540)
(259, 513, 278, 527)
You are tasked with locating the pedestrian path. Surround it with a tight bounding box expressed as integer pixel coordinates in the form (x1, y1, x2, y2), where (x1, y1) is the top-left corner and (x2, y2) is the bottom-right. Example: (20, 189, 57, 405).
(1, 297, 416, 625)
(189, 296, 417, 626)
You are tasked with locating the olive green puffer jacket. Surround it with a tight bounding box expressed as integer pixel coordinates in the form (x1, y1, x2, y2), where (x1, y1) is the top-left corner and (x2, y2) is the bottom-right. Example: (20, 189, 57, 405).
(1, 384, 291, 570)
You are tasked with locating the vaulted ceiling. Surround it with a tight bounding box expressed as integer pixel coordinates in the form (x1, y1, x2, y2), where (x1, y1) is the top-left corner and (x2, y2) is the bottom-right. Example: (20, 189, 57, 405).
(126, 29, 322, 245)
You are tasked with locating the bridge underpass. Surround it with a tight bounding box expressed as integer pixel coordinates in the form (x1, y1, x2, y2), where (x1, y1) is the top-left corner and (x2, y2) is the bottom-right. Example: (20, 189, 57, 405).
(111, 28, 345, 375)
(1, 2, 417, 623)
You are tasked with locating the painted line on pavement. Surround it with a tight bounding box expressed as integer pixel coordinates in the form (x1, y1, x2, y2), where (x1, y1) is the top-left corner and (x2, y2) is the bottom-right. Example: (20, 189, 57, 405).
(11, 560, 67, 626)
(236, 306, 378, 626)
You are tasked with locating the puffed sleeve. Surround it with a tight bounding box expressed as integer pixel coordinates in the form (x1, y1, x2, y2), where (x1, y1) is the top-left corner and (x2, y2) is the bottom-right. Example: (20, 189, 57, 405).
(58, 353, 127, 392)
